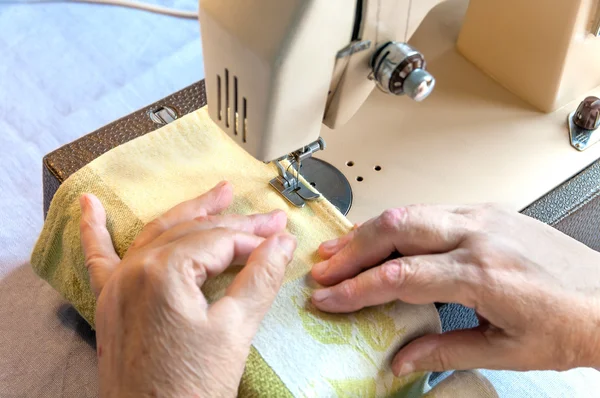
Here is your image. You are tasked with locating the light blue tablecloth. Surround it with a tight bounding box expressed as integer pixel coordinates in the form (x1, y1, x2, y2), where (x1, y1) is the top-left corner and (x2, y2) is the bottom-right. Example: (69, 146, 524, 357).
(0, 2, 598, 396)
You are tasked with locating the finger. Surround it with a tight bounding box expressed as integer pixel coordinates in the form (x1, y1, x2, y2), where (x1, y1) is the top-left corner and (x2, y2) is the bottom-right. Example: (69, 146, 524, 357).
(312, 206, 469, 286)
(218, 234, 296, 325)
(148, 211, 287, 249)
(318, 205, 468, 259)
(312, 252, 472, 313)
(129, 181, 233, 251)
(391, 327, 514, 376)
(171, 228, 266, 288)
(154, 229, 267, 314)
(79, 194, 121, 297)
(318, 229, 356, 259)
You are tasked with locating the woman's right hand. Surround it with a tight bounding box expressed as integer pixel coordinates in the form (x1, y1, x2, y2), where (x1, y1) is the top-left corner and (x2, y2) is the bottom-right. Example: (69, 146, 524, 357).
(310, 204, 600, 376)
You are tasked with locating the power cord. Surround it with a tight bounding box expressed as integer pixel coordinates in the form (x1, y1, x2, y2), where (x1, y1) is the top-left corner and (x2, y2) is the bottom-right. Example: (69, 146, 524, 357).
(72, 0, 197, 19)
(1, 0, 198, 19)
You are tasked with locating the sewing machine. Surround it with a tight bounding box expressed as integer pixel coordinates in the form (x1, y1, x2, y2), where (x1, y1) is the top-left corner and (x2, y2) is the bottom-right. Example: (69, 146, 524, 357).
(198, 0, 600, 224)
(37, 0, 600, 346)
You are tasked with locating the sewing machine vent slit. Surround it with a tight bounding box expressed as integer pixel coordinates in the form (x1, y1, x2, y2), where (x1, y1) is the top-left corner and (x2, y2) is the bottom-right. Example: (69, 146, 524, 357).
(217, 75, 222, 121)
(225, 68, 230, 128)
(234, 76, 238, 135)
(242, 97, 247, 143)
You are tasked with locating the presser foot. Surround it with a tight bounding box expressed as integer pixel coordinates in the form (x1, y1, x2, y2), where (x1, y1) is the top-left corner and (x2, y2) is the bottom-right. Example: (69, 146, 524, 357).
(269, 138, 353, 215)
(269, 174, 319, 208)
(269, 138, 326, 208)
(269, 157, 320, 208)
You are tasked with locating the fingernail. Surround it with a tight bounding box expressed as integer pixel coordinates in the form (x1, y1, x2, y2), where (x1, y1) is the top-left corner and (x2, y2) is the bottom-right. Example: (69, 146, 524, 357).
(79, 194, 88, 211)
(276, 234, 296, 253)
(79, 194, 95, 223)
(269, 209, 286, 221)
(79, 194, 92, 214)
(215, 181, 228, 189)
(312, 261, 329, 277)
(320, 238, 339, 251)
(312, 289, 331, 302)
(395, 362, 414, 377)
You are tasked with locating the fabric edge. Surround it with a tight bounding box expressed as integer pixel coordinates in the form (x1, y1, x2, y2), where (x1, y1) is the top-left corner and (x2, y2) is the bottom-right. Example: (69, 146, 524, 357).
(240, 346, 294, 397)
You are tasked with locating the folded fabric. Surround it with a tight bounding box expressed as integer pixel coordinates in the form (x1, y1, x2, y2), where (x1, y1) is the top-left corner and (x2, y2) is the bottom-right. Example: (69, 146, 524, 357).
(31, 107, 497, 397)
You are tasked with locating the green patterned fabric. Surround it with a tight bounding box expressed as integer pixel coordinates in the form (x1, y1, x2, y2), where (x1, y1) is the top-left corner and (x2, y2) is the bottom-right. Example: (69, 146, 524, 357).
(31, 108, 497, 397)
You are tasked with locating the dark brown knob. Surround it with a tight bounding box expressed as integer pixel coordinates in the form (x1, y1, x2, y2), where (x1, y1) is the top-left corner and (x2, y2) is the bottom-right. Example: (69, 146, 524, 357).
(574, 96, 600, 130)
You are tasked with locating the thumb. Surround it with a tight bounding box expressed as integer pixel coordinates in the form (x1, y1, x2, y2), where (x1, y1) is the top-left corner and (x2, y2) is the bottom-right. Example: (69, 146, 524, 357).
(222, 233, 296, 326)
(79, 194, 121, 297)
(392, 327, 511, 376)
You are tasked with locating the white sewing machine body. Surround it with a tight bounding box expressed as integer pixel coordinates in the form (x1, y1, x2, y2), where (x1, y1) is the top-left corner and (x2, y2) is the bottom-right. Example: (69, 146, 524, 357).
(199, 0, 600, 224)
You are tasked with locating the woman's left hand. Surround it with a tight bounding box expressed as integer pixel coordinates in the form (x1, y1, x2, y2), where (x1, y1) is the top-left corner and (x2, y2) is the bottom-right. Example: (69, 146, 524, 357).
(80, 182, 296, 397)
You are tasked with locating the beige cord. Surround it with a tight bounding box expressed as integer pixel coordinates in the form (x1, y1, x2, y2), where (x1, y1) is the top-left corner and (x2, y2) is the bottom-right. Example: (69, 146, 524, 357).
(69, 0, 198, 19)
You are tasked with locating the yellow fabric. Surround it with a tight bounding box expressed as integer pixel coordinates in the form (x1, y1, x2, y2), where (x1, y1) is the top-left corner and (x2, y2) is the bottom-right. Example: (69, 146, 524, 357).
(31, 107, 497, 397)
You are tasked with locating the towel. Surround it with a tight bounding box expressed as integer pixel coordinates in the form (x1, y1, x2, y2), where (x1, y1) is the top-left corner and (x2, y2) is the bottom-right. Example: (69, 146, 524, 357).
(31, 107, 497, 397)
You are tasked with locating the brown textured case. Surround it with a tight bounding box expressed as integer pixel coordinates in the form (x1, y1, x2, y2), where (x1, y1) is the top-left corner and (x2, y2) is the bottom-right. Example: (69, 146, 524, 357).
(41, 79, 600, 340)
(42, 81, 207, 217)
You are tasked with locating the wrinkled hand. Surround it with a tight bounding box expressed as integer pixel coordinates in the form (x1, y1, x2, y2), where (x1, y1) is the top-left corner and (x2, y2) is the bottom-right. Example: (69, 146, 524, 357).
(79, 182, 296, 398)
(310, 204, 600, 376)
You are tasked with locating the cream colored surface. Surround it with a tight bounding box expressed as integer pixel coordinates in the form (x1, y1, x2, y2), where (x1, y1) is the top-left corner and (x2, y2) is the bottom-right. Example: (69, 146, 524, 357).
(405, 0, 445, 38)
(200, 0, 447, 160)
(323, 0, 444, 129)
(324, 0, 410, 129)
(560, 0, 600, 108)
(317, 0, 600, 224)
(199, 0, 600, 225)
(458, 0, 600, 112)
(199, 0, 355, 161)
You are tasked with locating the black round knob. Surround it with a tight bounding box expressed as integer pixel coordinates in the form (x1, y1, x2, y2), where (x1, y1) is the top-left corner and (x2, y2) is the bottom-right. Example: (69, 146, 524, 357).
(574, 96, 600, 130)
